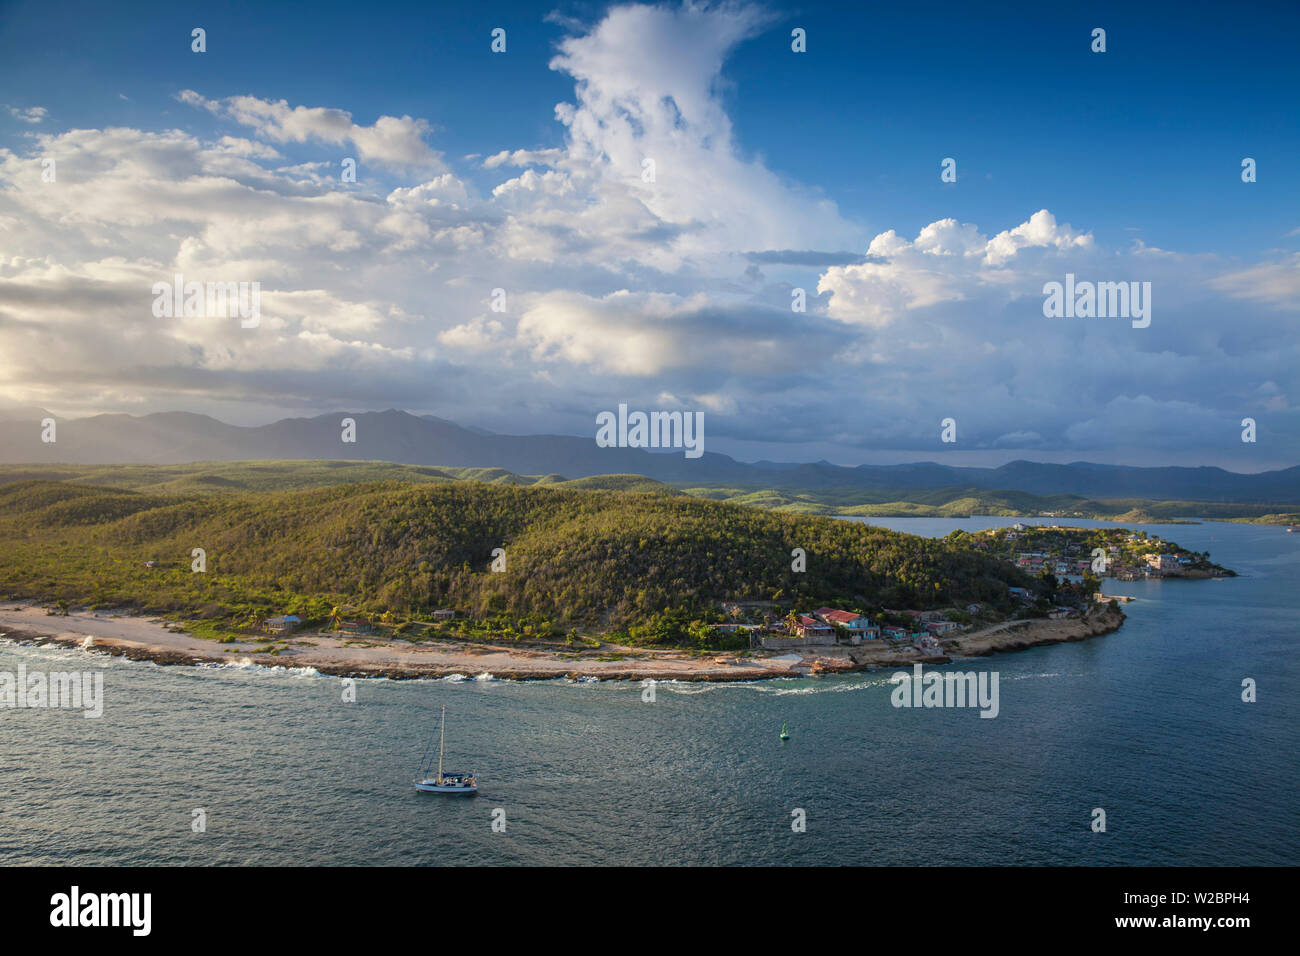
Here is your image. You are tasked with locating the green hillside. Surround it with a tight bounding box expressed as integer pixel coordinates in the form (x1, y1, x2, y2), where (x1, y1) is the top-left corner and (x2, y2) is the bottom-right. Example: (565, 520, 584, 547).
(0, 461, 680, 498)
(550, 474, 681, 494)
(2, 462, 1287, 523)
(0, 475, 1037, 644)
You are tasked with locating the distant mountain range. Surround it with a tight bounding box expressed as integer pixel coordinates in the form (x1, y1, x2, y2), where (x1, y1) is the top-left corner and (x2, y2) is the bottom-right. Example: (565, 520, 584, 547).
(2, 407, 1297, 504)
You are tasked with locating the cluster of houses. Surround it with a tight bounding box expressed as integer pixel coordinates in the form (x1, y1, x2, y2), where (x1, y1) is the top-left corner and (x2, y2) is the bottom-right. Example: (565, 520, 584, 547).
(994, 529, 1199, 582)
(882, 610, 961, 655)
(1105, 544, 1196, 580)
(1015, 550, 1092, 577)
(712, 603, 965, 655)
(796, 608, 879, 643)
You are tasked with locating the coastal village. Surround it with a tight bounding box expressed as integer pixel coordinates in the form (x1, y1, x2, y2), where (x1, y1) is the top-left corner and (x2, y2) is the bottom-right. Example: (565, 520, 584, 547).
(967, 523, 1231, 582)
(684, 523, 1227, 660)
(703, 604, 959, 656)
(689, 524, 1228, 657)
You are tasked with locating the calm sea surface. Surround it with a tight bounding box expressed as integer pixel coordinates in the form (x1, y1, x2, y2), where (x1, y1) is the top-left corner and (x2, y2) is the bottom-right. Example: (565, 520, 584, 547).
(1, 516, 1295, 865)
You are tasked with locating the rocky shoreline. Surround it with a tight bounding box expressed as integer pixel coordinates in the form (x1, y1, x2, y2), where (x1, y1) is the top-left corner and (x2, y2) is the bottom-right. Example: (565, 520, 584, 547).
(0, 601, 1126, 682)
(946, 603, 1126, 656)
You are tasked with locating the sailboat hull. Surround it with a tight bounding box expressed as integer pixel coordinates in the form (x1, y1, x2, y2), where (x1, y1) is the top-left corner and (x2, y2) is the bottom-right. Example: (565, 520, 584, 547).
(414, 781, 477, 794)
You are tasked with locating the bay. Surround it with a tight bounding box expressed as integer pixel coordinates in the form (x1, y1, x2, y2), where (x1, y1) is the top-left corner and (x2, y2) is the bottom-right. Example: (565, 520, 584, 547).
(1, 516, 1294, 865)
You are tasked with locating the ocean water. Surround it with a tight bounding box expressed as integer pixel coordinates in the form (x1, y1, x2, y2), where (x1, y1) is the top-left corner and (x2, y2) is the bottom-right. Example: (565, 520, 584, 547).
(0, 516, 1294, 866)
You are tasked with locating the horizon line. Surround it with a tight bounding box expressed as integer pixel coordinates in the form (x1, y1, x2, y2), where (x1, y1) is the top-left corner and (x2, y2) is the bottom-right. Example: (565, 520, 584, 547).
(2, 406, 1295, 475)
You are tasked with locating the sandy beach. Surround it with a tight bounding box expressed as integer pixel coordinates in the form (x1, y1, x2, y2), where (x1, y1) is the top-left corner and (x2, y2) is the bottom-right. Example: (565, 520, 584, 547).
(0, 602, 1125, 682)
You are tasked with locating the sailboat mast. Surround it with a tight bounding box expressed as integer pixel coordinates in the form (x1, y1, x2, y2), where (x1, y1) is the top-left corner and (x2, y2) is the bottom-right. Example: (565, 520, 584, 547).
(438, 705, 446, 781)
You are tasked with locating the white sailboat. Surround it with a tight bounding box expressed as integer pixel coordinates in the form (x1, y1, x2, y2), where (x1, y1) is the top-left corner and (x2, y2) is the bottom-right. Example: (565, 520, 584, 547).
(414, 705, 477, 794)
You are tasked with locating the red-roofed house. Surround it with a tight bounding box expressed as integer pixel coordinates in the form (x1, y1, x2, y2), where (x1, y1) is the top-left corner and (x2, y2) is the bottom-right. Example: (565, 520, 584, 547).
(814, 608, 880, 642)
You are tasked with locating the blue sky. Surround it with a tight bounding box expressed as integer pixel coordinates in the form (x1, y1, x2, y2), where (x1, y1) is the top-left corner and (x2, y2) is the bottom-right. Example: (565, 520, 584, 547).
(5, 0, 1294, 254)
(0, 0, 1297, 468)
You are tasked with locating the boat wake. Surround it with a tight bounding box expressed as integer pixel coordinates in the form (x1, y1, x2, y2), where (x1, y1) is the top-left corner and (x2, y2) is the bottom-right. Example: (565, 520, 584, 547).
(750, 676, 897, 696)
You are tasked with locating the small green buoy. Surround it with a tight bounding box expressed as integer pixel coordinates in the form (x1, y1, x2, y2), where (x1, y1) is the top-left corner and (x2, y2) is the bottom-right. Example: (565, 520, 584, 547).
(779, 722, 790, 741)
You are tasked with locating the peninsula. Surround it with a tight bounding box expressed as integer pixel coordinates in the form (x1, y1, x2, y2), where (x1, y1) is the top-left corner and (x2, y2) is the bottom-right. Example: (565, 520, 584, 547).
(0, 464, 1233, 681)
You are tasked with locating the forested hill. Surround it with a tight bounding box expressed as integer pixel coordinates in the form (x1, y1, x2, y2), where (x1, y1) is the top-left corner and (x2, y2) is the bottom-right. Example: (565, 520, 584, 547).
(0, 479, 1036, 633)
